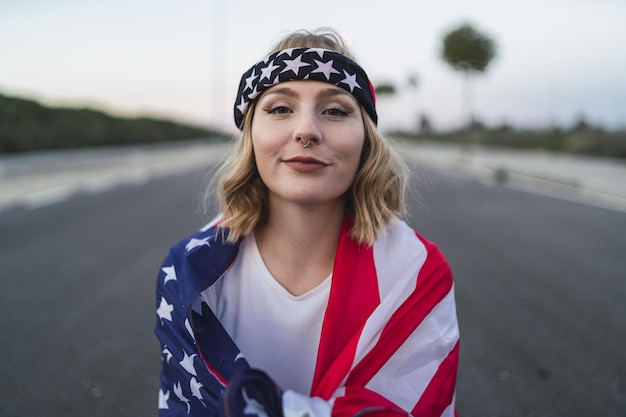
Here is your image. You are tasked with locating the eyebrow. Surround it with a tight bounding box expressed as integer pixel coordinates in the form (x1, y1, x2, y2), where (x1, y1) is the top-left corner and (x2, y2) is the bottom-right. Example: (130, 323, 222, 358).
(261, 85, 353, 101)
(316, 87, 353, 100)
(262, 87, 299, 99)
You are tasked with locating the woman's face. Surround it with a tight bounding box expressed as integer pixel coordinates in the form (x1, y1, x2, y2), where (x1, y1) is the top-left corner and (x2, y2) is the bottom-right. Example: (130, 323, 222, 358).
(251, 80, 365, 209)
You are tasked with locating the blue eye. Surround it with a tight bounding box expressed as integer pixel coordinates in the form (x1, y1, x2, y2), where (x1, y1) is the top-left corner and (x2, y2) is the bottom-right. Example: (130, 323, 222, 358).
(325, 108, 348, 117)
(268, 106, 290, 114)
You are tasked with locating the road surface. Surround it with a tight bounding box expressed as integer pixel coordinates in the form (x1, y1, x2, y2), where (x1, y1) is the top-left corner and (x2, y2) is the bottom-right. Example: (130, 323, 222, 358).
(1, 142, 625, 416)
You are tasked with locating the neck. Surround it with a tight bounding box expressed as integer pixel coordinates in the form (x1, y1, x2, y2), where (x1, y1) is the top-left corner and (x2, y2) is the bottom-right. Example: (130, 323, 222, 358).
(254, 199, 345, 296)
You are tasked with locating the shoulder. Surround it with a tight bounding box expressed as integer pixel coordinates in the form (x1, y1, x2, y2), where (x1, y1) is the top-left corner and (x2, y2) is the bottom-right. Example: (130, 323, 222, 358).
(376, 218, 447, 264)
(166, 214, 227, 259)
(372, 218, 452, 298)
(158, 214, 241, 303)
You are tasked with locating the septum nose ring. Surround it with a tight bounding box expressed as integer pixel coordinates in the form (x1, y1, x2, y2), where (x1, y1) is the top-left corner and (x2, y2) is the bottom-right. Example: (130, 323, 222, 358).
(299, 138, 312, 148)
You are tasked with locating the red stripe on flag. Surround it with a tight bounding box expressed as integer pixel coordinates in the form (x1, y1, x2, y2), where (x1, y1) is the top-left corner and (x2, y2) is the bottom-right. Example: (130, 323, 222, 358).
(333, 386, 407, 417)
(311, 220, 381, 398)
(345, 236, 453, 387)
(412, 340, 460, 417)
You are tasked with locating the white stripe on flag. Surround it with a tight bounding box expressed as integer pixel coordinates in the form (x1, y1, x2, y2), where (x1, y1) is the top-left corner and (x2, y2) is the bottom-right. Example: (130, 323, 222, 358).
(365, 287, 458, 411)
(349, 219, 427, 367)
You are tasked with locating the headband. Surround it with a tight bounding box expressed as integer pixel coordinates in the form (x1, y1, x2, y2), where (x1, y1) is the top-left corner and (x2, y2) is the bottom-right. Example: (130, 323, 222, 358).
(234, 47, 377, 129)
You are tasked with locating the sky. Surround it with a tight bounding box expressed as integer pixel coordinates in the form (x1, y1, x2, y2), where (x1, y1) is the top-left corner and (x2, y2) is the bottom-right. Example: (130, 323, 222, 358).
(1, 0, 625, 133)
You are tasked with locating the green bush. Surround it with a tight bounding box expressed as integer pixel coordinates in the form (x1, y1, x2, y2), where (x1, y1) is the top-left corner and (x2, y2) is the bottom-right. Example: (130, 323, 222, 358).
(0, 93, 222, 153)
(395, 122, 626, 159)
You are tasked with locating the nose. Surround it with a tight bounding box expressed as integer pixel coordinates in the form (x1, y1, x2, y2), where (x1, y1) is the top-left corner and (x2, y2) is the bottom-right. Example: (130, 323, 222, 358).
(293, 110, 321, 147)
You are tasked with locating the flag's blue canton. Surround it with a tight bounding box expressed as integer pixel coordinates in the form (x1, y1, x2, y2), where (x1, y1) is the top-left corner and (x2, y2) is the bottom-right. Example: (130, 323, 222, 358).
(234, 47, 377, 129)
(155, 226, 249, 416)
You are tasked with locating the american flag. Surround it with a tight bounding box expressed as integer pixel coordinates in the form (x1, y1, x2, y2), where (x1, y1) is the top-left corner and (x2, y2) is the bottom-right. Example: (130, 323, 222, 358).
(155, 217, 459, 417)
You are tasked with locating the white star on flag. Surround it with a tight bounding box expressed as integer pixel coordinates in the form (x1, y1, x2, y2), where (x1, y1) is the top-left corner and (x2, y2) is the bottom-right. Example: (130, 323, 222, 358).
(340, 70, 361, 92)
(189, 377, 205, 404)
(162, 265, 177, 284)
(185, 318, 195, 342)
(180, 351, 197, 376)
(243, 387, 269, 417)
(185, 236, 211, 252)
(174, 382, 191, 413)
(157, 297, 174, 324)
(281, 54, 310, 76)
(163, 346, 173, 363)
(312, 59, 340, 80)
(159, 389, 170, 409)
(260, 61, 280, 81)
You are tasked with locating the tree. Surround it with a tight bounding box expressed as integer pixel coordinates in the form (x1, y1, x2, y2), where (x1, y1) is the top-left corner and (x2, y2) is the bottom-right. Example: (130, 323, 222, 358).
(407, 72, 422, 133)
(441, 22, 496, 128)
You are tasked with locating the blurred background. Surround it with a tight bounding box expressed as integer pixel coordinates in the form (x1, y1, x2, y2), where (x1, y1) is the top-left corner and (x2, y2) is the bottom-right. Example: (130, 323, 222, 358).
(2, 0, 626, 135)
(1, 1, 625, 416)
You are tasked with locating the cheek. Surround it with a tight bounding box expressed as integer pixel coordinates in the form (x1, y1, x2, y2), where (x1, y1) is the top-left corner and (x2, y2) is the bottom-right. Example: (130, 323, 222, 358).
(251, 117, 285, 153)
(251, 141, 271, 178)
(250, 136, 280, 187)
(341, 128, 366, 171)
(251, 125, 273, 162)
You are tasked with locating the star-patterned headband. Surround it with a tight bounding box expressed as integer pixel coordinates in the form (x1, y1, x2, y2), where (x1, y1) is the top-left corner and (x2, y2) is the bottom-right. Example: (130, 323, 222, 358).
(234, 47, 377, 129)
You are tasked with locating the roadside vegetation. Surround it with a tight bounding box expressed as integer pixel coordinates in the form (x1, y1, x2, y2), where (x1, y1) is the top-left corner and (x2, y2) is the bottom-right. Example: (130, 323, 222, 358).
(2, 91, 625, 159)
(0, 92, 223, 153)
(389, 21, 626, 159)
(2, 21, 624, 159)
(393, 120, 626, 159)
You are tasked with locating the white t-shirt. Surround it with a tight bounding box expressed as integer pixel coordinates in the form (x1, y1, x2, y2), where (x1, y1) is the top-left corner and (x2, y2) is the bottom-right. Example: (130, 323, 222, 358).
(196, 233, 331, 395)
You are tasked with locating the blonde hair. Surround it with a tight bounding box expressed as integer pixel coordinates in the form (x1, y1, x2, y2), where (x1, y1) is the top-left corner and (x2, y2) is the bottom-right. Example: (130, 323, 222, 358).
(270, 27, 354, 58)
(211, 28, 408, 245)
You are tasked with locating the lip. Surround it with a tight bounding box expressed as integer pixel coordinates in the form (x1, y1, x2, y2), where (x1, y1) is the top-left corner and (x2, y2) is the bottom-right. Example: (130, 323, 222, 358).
(283, 156, 329, 172)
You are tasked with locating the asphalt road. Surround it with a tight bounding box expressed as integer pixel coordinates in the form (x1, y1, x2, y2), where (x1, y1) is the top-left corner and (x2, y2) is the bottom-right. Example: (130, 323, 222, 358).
(1, 160, 625, 417)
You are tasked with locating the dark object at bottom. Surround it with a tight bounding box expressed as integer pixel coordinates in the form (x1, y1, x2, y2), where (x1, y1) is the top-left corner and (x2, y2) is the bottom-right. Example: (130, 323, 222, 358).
(220, 369, 285, 417)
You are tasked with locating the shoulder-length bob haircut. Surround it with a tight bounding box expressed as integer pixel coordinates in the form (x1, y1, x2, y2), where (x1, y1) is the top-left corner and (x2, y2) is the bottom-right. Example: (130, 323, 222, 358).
(210, 28, 409, 245)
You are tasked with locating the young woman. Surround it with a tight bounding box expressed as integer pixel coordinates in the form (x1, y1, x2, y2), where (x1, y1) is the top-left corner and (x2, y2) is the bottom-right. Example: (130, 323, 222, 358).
(155, 28, 459, 417)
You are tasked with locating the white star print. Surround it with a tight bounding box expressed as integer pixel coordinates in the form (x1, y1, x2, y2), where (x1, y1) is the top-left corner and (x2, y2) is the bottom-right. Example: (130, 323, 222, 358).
(158, 389, 170, 409)
(248, 85, 261, 100)
(157, 297, 174, 324)
(305, 48, 328, 59)
(312, 59, 340, 80)
(180, 351, 197, 376)
(260, 61, 280, 81)
(236, 97, 249, 117)
(185, 236, 211, 252)
(162, 265, 177, 284)
(340, 70, 361, 92)
(262, 76, 279, 90)
(244, 71, 258, 91)
(276, 48, 297, 58)
(189, 377, 205, 404)
(174, 382, 191, 413)
(280, 54, 310, 76)
(243, 387, 269, 417)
